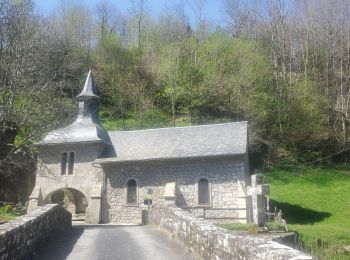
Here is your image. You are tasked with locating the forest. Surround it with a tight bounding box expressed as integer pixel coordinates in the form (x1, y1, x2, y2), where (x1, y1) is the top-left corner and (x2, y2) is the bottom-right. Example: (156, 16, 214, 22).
(1, 0, 350, 188)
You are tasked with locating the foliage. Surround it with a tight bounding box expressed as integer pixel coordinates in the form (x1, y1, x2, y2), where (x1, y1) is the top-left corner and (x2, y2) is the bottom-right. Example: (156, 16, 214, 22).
(100, 109, 171, 130)
(0, 0, 76, 192)
(3, 0, 350, 203)
(0, 205, 18, 222)
(3, 205, 13, 213)
(266, 221, 285, 232)
(264, 166, 350, 259)
(94, 32, 157, 127)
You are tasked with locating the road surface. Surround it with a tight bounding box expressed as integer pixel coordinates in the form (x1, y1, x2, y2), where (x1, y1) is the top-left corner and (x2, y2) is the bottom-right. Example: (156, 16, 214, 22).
(30, 224, 201, 260)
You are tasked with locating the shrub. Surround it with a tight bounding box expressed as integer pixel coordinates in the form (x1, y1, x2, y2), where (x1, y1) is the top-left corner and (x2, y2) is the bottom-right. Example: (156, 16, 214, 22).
(3, 205, 13, 213)
(247, 224, 259, 234)
(267, 221, 286, 231)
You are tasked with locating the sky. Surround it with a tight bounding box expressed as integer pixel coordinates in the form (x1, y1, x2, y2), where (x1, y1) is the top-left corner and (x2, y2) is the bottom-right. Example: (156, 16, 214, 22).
(33, 0, 226, 27)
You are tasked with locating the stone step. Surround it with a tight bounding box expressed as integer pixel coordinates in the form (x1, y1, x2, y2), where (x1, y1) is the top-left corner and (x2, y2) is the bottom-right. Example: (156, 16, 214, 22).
(72, 214, 85, 221)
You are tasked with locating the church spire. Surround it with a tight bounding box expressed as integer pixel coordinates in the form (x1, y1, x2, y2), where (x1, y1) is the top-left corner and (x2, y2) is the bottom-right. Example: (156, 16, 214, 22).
(76, 69, 100, 100)
(76, 70, 101, 124)
(41, 69, 112, 146)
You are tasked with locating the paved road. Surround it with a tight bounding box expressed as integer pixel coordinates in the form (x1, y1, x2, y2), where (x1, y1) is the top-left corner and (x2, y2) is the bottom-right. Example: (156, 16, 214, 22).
(30, 224, 201, 260)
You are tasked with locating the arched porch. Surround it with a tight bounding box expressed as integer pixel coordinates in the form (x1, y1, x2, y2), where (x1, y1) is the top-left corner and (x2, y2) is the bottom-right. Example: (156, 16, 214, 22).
(44, 188, 88, 221)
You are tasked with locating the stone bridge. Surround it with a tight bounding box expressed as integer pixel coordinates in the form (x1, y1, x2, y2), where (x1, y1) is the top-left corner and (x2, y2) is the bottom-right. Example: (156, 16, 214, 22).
(0, 203, 313, 260)
(32, 224, 200, 260)
(0, 204, 200, 260)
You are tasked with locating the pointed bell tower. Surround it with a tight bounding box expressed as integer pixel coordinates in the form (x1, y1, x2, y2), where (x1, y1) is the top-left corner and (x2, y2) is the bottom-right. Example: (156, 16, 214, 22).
(41, 70, 111, 146)
(33, 70, 111, 225)
(76, 70, 101, 125)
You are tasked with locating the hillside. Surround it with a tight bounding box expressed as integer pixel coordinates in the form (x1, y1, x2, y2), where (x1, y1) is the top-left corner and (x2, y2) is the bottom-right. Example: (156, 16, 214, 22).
(264, 167, 350, 259)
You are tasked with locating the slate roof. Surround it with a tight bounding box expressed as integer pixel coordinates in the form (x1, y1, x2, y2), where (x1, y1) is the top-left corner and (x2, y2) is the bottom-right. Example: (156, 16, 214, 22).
(39, 70, 110, 146)
(38, 72, 248, 160)
(40, 117, 111, 145)
(96, 121, 248, 164)
(76, 70, 100, 100)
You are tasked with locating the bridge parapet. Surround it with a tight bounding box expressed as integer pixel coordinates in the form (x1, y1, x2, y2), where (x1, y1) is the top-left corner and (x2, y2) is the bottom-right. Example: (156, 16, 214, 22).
(0, 204, 71, 260)
(147, 204, 312, 260)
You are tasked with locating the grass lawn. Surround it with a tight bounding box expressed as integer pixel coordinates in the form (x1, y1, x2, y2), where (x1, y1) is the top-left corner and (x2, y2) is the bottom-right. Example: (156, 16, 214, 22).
(99, 106, 235, 131)
(0, 214, 16, 222)
(100, 113, 195, 131)
(264, 166, 350, 259)
(0, 210, 18, 222)
(99, 109, 176, 131)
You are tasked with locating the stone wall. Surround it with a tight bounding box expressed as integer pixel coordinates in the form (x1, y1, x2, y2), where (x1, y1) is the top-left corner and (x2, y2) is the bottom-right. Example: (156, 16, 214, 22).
(0, 204, 71, 260)
(35, 143, 104, 200)
(30, 143, 105, 223)
(103, 156, 248, 224)
(147, 204, 313, 260)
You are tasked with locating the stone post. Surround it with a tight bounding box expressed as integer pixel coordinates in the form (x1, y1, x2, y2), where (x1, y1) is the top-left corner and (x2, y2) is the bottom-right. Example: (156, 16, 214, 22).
(85, 185, 102, 224)
(164, 182, 176, 205)
(237, 180, 248, 223)
(247, 174, 269, 226)
(27, 186, 43, 213)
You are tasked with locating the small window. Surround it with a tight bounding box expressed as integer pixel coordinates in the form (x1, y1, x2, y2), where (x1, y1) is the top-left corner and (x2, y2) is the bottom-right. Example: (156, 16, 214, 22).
(61, 153, 67, 175)
(127, 179, 137, 205)
(68, 152, 75, 175)
(198, 178, 209, 205)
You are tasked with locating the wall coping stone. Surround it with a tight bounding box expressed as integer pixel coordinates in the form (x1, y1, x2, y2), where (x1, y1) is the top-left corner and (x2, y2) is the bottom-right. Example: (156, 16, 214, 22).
(0, 204, 71, 260)
(148, 204, 313, 260)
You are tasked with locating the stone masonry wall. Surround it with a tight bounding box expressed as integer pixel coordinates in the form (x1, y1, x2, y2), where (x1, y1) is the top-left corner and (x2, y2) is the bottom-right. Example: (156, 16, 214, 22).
(32, 143, 105, 223)
(0, 204, 72, 260)
(103, 156, 248, 224)
(147, 204, 313, 260)
(36, 143, 104, 201)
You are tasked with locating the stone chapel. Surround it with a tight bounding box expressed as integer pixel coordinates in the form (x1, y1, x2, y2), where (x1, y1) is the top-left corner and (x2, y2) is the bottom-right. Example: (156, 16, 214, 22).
(28, 70, 250, 224)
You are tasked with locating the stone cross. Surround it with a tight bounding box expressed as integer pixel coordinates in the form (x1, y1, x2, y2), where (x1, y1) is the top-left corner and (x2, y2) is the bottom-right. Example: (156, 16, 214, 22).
(247, 174, 270, 226)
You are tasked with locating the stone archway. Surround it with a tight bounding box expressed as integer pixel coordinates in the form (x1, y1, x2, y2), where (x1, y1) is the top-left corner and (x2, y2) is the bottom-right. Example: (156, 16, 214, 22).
(45, 188, 88, 221)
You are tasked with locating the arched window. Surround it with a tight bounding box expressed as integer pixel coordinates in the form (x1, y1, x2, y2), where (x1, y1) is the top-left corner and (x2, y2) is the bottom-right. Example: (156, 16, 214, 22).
(127, 179, 137, 205)
(61, 153, 67, 175)
(68, 152, 75, 175)
(198, 178, 209, 205)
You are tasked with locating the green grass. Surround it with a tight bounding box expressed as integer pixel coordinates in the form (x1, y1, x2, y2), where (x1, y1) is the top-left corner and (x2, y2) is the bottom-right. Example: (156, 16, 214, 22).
(218, 223, 260, 234)
(0, 214, 16, 222)
(264, 166, 350, 259)
(0, 207, 19, 222)
(99, 108, 192, 131)
(99, 106, 237, 131)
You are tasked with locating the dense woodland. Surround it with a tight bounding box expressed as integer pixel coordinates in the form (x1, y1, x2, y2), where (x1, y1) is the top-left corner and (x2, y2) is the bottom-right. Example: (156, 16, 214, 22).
(1, 0, 350, 200)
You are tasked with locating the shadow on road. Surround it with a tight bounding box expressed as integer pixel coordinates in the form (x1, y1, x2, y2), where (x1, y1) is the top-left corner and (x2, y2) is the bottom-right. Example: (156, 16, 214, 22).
(72, 224, 141, 229)
(28, 224, 201, 260)
(29, 225, 84, 260)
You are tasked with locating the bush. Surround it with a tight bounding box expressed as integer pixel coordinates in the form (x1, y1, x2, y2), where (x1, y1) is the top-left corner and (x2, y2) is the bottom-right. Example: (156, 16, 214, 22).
(247, 224, 259, 234)
(3, 205, 13, 213)
(267, 221, 286, 231)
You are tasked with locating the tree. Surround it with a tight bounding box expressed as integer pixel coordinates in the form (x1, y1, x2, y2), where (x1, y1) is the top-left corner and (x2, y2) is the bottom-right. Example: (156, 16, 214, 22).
(96, 0, 127, 38)
(47, 1, 94, 98)
(0, 0, 74, 201)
